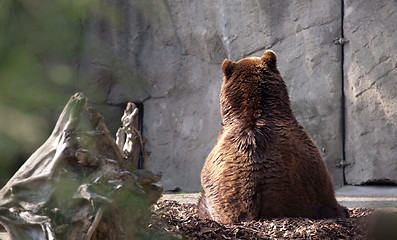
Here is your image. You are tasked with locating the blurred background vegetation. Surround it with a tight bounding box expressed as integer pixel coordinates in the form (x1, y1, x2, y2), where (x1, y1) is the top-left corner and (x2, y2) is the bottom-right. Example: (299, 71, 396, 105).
(0, 0, 120, 187)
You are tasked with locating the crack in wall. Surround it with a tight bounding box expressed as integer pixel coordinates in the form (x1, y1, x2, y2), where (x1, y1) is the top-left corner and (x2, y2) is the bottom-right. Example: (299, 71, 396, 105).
(341, 0, 348, 185)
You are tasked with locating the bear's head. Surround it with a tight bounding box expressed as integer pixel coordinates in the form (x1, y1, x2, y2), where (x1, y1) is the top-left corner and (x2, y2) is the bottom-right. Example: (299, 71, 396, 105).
(219, 50, 293, 127)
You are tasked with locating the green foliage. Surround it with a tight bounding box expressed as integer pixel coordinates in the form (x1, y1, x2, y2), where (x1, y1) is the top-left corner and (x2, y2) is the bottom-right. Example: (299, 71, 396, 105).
(0, 133, 23, 185)
(0, 0, 117, 187)
(0, 0, 81, 108)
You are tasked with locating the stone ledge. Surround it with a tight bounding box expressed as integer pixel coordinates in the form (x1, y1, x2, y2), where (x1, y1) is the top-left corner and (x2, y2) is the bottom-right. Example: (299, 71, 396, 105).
(160, 186, 397, 209)
(335, 185, 397, 209)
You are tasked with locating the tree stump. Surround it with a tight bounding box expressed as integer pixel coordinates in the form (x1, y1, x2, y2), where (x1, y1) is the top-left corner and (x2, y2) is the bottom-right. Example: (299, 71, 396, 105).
(0, 93, 162, 240)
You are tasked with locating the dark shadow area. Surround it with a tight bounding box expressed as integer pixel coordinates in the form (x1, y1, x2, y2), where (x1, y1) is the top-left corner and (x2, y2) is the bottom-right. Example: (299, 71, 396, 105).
(362, 179, 397, 186)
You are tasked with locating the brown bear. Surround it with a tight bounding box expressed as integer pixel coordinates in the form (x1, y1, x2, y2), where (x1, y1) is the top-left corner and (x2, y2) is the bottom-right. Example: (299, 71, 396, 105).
(198, 50, 348, 224)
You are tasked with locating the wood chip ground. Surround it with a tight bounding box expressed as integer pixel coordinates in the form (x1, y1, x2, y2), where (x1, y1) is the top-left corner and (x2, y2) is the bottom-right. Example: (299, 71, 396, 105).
(150, 200, 397, 239)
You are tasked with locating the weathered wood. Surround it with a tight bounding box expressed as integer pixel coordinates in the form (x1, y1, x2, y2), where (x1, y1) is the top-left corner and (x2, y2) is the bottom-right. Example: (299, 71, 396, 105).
(0, 93, 162, 240)
(116, 102, 148, 169)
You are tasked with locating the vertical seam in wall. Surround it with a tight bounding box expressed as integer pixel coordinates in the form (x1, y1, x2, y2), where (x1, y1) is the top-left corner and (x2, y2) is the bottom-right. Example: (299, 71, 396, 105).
(136, 102, 144, 169)
(341, 0, 347, 185)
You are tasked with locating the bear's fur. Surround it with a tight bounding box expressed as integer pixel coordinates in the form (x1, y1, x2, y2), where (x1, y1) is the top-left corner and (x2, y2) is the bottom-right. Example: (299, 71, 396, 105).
(198, 50, 348, 224)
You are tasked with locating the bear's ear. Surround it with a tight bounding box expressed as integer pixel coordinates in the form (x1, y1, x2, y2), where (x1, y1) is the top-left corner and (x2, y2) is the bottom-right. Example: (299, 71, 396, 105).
(261, 50, 277, 66)
(222, 59, 235, 78)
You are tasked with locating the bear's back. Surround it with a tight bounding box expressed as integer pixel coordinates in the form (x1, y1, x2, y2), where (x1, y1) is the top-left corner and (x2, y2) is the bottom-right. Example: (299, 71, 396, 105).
(198, 50, 348, 224)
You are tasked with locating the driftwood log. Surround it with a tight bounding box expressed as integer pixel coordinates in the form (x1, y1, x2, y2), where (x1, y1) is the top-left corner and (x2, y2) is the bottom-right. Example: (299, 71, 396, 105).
(0, 93, 162, 240)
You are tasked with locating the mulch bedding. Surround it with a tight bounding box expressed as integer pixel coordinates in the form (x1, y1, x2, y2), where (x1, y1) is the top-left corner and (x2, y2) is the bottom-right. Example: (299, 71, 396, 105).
(149, 200, 397, 240)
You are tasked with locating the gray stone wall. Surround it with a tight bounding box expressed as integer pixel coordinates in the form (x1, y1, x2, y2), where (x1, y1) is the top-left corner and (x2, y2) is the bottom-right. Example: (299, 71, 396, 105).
(344, 0, 397, 184)
(79, 0, 396, 192)
(150, 0, 344, 192)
